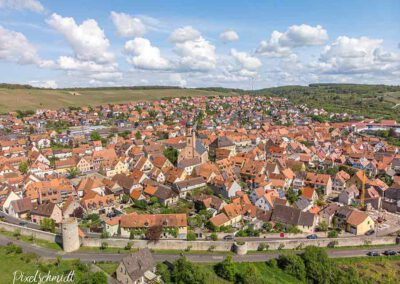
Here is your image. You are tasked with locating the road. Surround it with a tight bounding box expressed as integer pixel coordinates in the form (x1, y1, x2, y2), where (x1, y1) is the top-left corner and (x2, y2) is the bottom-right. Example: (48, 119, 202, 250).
(1, 234, 399, 264)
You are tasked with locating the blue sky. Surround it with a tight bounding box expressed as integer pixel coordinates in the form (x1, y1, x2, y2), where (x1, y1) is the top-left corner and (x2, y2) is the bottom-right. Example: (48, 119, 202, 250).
(0, 0, 399, 88)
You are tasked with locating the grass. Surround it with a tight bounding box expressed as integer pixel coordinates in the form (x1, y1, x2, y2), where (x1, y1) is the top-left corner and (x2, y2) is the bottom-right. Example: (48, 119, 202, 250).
(78, 246, 138, 253)
(0, 246, 95, 283)
(0, 87, 235, 112)
(96, 262, 119, 275)
(0, 229, 62, 251)
(199, 262, 301, 284)
(335, 255, 400, 283)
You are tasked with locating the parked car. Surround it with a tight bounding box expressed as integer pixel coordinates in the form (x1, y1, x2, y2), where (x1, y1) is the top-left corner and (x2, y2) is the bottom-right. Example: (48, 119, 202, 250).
(205, 235, 212, 241)
(223, 235, 234, 240)
(365, 230, 375, 236)
(383, 250, 397, 256)
(367, 251, 380, 256)
(306, 234, 318, 239)
(19, 221, 28, 227)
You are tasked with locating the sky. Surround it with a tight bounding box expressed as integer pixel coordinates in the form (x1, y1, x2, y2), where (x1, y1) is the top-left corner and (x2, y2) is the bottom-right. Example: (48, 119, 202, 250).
(0, 0, 399, 89)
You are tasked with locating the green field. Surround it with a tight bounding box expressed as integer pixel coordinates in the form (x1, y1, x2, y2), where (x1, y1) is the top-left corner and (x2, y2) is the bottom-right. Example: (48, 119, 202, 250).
(0, 245, 105, 283)
(0, 87, 237, 113)
(0, 84, 399, 122)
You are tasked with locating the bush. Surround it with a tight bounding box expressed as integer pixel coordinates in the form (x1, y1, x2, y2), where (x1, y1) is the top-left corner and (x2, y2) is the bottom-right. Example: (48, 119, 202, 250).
(187, 231, 196, 241)
(278, 254, 306, 281)
(6, 244, 22, 254)
(214, 256, 236, 281)
(257, 243, 269, 251)
(328, 230, 338, 238)
(210, 233, 217, 241)
(100, 242, 108, 250)
(125, 242, 132, 250)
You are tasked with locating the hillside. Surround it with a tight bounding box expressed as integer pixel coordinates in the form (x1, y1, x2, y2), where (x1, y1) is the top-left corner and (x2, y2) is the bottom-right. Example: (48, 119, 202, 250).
(0, 86, 238, 113)
(0, 84, 399, 121)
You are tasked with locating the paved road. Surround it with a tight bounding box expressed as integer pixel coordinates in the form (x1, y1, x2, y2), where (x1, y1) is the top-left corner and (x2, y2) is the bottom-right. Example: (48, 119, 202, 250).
(0, 211, 62, 233)
(1, 234, 400, 264)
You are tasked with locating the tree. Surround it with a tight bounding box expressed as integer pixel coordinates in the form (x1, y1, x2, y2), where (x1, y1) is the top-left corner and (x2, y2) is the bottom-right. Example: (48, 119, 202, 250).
(286, 187, 300, 205)
(171, 257, 205, 284)
(18, 161, 29, 174)
(317, 221, 328, 232)
(145, 225, 163, 242)
(210, 232, 218, 241)
(100, 242, 108, 250)
(301, 246, 333, 284)
(328, 230, 338, 238)
(67, 167, 80, 179)
(86, 272, 107, 284)
(90, 131, 101, 141)
(214, 256, 236, 281)
(163, 146, 178, 166)
(135, 131, 142, 140)
(156, 262, 171, 284)
(187, 231, 196, 241)
(121, 194, 130, 204)
(278, 254, 306, 281)
(40, 218, 56, 233)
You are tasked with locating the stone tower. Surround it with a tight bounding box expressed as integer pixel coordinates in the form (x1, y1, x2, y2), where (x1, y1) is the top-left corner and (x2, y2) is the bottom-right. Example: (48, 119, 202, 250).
(62, 217, 80, 252)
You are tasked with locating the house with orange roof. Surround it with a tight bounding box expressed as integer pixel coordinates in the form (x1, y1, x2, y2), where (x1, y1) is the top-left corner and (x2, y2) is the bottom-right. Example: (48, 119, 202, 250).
(80, 191, 116, 214)
(305, 172, 332, 196)
(119, 212, 187, 239)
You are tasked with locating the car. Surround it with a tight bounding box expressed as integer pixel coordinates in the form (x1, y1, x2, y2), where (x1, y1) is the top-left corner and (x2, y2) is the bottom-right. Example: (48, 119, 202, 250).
(367, 251, 380, 256)
(205, 235, 212, 241)
(19, 221, 28, 227)
(306, 234, 318, 239)
(223, 235, 234, 240)
(383, 250, 397, 256)
(365, 230, 375, 236)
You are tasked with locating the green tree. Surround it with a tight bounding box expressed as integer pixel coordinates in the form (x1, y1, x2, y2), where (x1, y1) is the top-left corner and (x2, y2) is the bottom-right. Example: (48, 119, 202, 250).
(156, 262, 171, 284)
(86, 272, 107, 284)
(40, 218, 56, 233)
(90, 131, 101, 141)
(164, 146, 178, 166)
(171, 257, 206, 284)
(286, 187, 300, 205)
(278, 254, 306, 281)
(187, 231, 196, 241)
(121, 194, 130, 204)
(18, 161, 29, 174)
(67, 167, 80, 178)
(301, 246, 333, 284)
(317, 221, 328, 232)
(214, 256, 236, 281)
(135, 131, 142, 140)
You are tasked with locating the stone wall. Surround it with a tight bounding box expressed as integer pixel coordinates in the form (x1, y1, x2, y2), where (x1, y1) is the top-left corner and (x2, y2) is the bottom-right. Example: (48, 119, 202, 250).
(0, 220, 396, 253)
(82, 235, 397, 252)
(0, 221, 61, 244)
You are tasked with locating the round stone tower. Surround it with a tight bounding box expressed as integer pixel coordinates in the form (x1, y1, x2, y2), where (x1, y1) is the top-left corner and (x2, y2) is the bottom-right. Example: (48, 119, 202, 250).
(62, 217, 80, 252)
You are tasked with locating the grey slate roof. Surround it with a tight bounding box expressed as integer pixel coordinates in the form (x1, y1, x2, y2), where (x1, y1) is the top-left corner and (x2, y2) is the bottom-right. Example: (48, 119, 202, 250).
(271, 204, 315, 227)
(121, 249, 155, 282)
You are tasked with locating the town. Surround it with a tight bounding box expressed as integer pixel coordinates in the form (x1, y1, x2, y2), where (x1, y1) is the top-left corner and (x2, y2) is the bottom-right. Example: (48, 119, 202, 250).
(0, 94, 399, 243)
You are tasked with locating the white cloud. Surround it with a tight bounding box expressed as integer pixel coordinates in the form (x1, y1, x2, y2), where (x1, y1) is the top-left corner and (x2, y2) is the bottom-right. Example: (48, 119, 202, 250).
(0, 0, 44, 13)
(220, 30, 239, 42)
(29, 80, 57, 89)
(47, 13, 114, 64)
(230, 49, 261, 71)
(124, 37, 170, 70)
(169, 26, 201, 43)
(170, 26, 217, 72)
(316, 36, 399, 74)
(56, 56, 117, 72)
(110, 11, 146, 37)
(0, 25, 41, 64)
(257, 24, 328, 57)
(169, 73, 187, 87)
